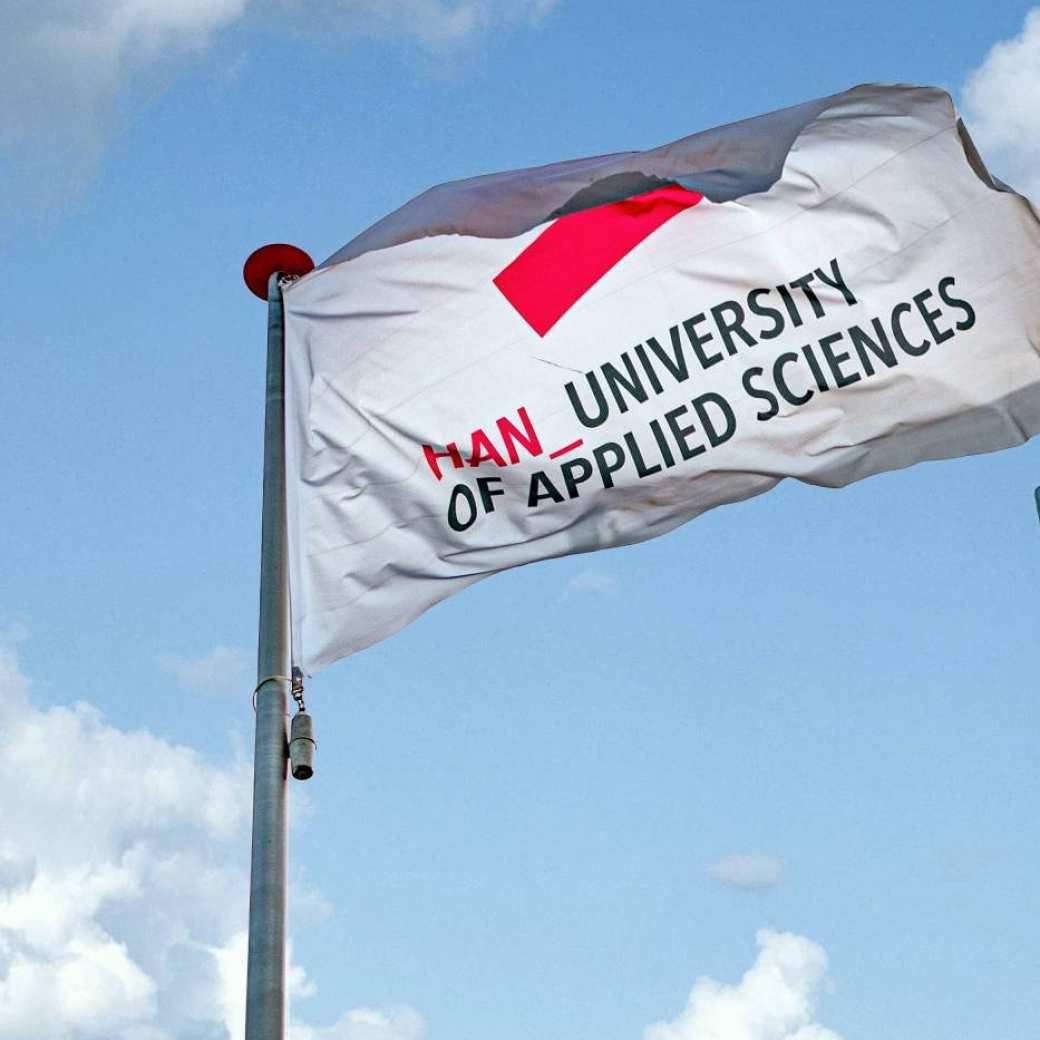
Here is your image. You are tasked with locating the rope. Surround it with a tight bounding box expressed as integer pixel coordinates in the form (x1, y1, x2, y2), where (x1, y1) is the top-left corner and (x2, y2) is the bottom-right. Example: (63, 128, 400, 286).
(251, 672, 306, 712)
(252, 674, 291, 711)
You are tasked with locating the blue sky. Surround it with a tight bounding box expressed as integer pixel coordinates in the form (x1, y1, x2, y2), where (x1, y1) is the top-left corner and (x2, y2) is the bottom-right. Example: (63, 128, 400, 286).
(3, 2, 1040, 1038)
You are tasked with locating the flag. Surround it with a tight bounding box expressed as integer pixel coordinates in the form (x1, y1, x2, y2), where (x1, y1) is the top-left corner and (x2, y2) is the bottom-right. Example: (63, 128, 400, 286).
(282, 83, 1040, 673)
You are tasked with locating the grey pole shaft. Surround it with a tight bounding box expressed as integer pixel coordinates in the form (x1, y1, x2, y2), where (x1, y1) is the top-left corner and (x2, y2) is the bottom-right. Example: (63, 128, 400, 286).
(245, 272, 291, 1040)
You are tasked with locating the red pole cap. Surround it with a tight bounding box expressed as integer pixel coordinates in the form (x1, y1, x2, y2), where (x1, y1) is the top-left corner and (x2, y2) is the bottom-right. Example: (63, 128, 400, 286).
(243, 244, 315, 299)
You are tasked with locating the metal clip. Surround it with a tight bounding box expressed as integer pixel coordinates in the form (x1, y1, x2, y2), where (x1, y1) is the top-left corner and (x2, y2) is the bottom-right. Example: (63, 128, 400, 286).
(288, 668, 315, 781)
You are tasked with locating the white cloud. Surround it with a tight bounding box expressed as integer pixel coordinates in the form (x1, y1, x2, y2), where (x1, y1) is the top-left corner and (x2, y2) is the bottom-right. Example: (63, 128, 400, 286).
(0, 0, 559, 213)
(290, 1006, 426, 1040)
(961, 8, 1040, 199)
(564, 568, 619, 597)
(644, 930, 841, 1040)
(710, 854, 782, 891)
(0, 636, 420, 1039)
(0, 638, 250, 1038)
(158, 644, 250, 692)
(271, 0, 557, 48)
(1, 635, 847, 1040)
(0, 0, 248, 213)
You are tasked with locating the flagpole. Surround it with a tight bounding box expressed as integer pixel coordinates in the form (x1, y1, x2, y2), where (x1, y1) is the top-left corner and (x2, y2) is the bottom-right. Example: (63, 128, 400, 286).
(245, 269, 291, 1040)
(243, 246, 314, 1040)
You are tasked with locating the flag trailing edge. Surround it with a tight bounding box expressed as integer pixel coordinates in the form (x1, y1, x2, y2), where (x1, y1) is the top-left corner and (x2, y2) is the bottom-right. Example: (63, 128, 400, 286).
(283, 83, 1040, 674)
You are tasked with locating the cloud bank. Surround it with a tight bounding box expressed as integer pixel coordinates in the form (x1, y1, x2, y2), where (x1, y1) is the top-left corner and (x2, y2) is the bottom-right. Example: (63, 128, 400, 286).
(962, 8, 1040, 199)
(644, 930, 841, 1040)
(0, 0, 248, 212)
(0, 638, 420, 1039)
(290, 1006, 426, 1040)
(271, 0, 558, 49)
(0, 635, 845, 1039)
(0, 0, 558, 212)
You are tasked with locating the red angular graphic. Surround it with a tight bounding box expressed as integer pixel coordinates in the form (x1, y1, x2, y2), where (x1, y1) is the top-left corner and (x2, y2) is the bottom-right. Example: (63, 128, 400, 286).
(494, 184, 703, 337)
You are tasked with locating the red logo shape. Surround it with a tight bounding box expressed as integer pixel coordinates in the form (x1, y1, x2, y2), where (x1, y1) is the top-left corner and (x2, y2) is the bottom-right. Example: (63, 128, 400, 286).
(493, 183, 703, 337)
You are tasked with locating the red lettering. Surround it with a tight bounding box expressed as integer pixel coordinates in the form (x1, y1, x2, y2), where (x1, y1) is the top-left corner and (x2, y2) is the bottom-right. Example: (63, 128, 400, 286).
(467, 429, 507, 468)
(423, 442, 464, 480)
(496, 406, 542, 463)
(424, 407, 544, 478)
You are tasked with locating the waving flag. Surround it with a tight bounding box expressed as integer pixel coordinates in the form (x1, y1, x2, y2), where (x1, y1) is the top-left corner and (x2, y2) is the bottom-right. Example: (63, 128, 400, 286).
(282, 83, 1040, 673)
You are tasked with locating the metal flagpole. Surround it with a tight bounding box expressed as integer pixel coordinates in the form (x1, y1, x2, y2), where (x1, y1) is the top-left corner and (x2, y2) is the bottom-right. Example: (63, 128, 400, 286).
(246, 269, 290, 1040)
(243, 246, 315, 1040)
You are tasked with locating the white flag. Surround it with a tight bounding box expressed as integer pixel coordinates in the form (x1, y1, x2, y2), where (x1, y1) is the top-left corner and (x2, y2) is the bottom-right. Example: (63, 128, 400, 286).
(283, 83, 1040, 673)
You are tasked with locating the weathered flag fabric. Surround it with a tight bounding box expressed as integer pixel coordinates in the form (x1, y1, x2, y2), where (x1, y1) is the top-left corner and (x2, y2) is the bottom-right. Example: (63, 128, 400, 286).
(283, 83, 1040, 673)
